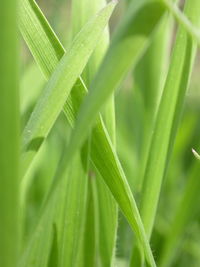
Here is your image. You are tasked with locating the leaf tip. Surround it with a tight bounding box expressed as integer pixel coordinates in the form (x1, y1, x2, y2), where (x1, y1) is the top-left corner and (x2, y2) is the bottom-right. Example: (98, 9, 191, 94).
(192, 148, 200, 160)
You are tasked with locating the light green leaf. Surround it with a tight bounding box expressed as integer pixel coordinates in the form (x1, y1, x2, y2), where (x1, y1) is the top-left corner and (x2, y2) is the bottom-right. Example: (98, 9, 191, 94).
(0, 1, 20, 267)
(59, 153, 88, 267)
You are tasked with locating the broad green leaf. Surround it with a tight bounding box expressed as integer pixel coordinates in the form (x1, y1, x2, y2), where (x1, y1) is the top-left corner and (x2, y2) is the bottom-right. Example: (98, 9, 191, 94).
(0, 1, 20, 267)
(20, 0, 116, 176)
(140, 0, 200, 239)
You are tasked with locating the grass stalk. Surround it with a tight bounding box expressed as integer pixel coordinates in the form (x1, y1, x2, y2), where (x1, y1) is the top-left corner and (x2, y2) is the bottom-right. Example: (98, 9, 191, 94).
(0, 1, 20, 267)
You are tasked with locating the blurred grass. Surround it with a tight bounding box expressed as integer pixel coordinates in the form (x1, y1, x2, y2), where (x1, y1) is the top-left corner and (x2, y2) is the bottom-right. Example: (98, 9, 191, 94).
(2, 0, 200, 266)
(0, 1, 20, 267)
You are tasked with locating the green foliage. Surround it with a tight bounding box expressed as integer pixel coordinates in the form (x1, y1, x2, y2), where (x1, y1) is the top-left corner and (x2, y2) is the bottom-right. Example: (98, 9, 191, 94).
(0, 1, 20, 267)
(1, 0, 200, 266)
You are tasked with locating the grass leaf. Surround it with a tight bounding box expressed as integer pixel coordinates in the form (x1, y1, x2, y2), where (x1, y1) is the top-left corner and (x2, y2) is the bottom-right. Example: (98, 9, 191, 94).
(0, 1, 20, 267)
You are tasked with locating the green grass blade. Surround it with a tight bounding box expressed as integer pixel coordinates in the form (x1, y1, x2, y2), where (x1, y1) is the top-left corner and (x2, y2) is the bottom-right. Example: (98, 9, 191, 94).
(130, 13, 172, 266)
(19, 0, 64, 77)
(134, 14, 171, 190)
(140, 0, 200, 238)
(159, 160, 200, 267)
(70, 0, 118, 265)
(21, 0, 116, 175)
(80, 177, 97, 267)
(59, 153, 88, 267)
(0, 1, 20, 267)
(162, 0, 200, 46)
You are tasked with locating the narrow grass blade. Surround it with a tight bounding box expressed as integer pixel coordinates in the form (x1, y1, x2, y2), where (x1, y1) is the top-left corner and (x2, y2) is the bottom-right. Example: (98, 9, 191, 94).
(134, 14, 171, 190)
(140, 0, 200, 239)
(71, 0, 118, 265)
(130, 13, 172, 266)
(162, 0, 200, 46)
(80, 177, 98, 267)
(0, 1, 20, 267)
(21, 0, 116, 175)
(159, 160, 200, 267)
(59, 153, 88, 267)
(19, 0, 64, 78)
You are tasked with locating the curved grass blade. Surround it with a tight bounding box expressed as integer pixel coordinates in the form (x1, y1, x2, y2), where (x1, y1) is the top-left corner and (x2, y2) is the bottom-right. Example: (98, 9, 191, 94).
(0, 1, 20, 267)
(20, 0, 117, 176)
(140, 0, 200, 239)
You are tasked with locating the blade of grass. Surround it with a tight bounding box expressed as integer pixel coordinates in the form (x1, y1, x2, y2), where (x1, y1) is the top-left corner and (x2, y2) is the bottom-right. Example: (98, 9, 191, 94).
(59, 153, 88, 267)
(70, 0, 118, 265)
(130, 13, 172, 266)
(162, 0, 200, 46)
(159, 159, 200, 267)
(134, 14, 171, 190)
(20, 62, 45, 116)
(20, 0, 117, 176)
(140, 0, 200, 239)
(0, 1, 20, 267)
